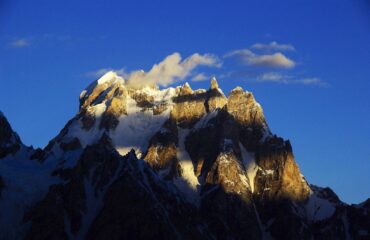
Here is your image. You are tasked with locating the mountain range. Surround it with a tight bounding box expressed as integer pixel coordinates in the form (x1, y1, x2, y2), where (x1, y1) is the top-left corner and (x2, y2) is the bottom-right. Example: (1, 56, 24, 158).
(0, 71, 369, 239)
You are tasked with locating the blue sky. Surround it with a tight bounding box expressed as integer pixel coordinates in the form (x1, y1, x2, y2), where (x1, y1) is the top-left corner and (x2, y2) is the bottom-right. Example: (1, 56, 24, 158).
(0, 0, 369, 203)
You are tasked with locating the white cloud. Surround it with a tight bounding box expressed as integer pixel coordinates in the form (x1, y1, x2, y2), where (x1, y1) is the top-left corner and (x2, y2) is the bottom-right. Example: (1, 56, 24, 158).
(223, 42, 325, 87)
(126, 52, 221, 88)
(191, 73, 209, 82)
(9, 39, 30, 48)
(251, 41, 295, 51)
(256, 73, 328, 87)
(225, 49, 295, 69)
(249, 53, 295, 68)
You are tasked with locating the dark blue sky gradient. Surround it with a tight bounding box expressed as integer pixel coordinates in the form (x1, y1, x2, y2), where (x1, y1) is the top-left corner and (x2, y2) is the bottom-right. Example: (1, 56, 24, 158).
(0, 0, 369, 203)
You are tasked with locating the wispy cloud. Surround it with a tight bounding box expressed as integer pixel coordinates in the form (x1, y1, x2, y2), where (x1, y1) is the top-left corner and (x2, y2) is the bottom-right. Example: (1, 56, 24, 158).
(298, 77, 329, 87)
(225, 49, 295, 69)
(7, 34, 73, 49)
(9, 39, 30, 48)
(191, 73, 209, 82)
(256, 72, 329, 87)
(251, 41, 295, 52)
(222, 41, 327, 87)
(6, 33, 85, 50)
(258, 72, 286, 82)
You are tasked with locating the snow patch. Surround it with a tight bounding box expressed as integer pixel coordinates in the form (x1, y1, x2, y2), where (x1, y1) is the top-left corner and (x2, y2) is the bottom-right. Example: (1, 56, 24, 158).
(194, 89, 206, 94)
(79, 90, 87, 100)
(66, 119, 104, 148)
(97, 71, 124, 85)
(75, 174, 104, 240)
(111, 88, 176, 157)
(239, 142, 259, 193)
(305, 193, 336, 222)
(173, 128, 200, 205)
(140, 86, 176, 103)
(93, 102, 108, 117)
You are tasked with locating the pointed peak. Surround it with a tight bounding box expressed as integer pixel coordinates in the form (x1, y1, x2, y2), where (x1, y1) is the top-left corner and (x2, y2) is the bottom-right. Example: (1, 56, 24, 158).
(183, 82, 191, 89)
(210, 77, 219, 90)
(230, 86, 244, 95)
(79, 71, 126, 110)
(179, 82, 193, 95)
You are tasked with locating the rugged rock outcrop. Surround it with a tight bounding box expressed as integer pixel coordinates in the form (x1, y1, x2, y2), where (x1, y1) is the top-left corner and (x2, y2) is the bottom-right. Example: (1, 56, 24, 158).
(171, 83, 208, 127)
(207, 78, 228, 112)
(0, 112, 22, 158)
(0, 71, 368, 239)
(143, 118, 179, 179)
(100, 84, 128, 130)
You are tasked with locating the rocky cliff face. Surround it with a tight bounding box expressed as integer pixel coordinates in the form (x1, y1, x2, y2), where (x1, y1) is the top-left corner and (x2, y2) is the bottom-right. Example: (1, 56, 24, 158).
(0, 71, 368, 240)
(0, 112, 22, 159)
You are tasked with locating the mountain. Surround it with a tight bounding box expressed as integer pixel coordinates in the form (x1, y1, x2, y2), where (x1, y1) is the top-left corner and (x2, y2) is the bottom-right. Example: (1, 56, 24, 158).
(0, 71, 369, 240)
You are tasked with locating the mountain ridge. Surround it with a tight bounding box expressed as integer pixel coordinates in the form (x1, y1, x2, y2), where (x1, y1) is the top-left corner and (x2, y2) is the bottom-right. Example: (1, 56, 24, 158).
(0, 71, 369, 239)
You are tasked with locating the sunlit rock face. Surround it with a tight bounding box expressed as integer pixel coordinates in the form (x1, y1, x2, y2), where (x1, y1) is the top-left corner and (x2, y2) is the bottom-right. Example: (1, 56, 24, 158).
(100, 84, 128, 130)
(226, 87, 264, 126)
(207, 79, 228, 112)
(254, 137, 311, 202)
(171, 83, 208, 127)
(0, 71, 369, 239)
(143, 119, 179, 179)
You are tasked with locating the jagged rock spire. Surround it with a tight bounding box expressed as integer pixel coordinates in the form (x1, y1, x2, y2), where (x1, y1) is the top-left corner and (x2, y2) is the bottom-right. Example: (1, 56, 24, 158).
(210, 77, 219, 90)
(179, 82, 193, 96)
(0, 112, 22, 158)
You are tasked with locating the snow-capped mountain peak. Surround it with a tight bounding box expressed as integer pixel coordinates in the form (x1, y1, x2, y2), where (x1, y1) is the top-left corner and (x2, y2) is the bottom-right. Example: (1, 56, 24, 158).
(0, 74, 369, 239)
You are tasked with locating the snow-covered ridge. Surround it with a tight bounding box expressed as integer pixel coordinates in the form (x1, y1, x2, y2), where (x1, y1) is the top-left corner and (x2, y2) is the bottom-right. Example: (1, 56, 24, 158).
(68, 84, 178, 158)
(72, 70, 270, 155)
